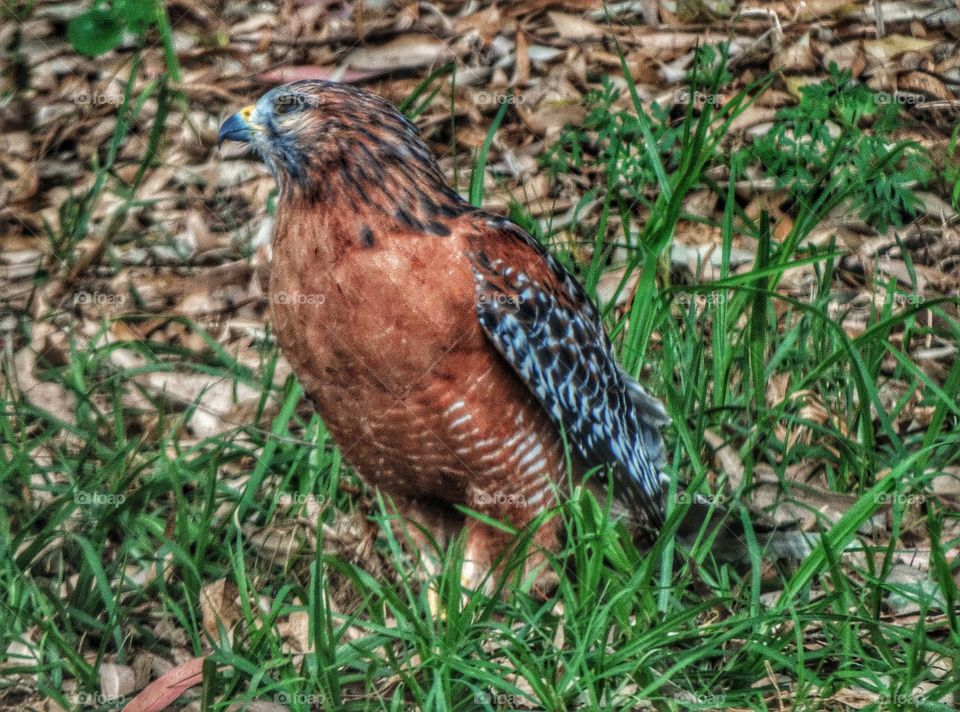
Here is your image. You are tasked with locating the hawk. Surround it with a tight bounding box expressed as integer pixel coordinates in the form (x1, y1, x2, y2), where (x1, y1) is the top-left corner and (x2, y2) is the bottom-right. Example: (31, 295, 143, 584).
(218, 81, 672, 602)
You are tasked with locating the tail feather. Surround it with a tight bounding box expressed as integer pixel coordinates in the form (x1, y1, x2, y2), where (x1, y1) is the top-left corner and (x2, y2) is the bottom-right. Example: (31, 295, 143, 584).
(676, 495, 816, 565)
(622, 373, 670, 474)
(592, 482, 817, 565)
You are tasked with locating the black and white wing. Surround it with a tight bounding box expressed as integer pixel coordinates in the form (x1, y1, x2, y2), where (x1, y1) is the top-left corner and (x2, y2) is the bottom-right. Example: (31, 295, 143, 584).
(469, 232, 669, 526)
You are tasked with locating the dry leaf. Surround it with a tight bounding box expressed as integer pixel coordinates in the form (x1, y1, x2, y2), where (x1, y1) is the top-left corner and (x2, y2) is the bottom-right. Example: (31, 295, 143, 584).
(898, 71, 953, 101)
(100, 663, 137, 702)
(772, 33, 816, 73)
(548, 12, 603, 40)
(121, 657, 206, 712)
(259, 66, 384, 83)
(200, 579, 242, 641)
(346, 35, 453, 71)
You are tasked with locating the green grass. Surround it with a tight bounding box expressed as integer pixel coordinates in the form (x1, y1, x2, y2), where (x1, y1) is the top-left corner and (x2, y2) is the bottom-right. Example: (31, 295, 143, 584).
(2, 36, 959, 712)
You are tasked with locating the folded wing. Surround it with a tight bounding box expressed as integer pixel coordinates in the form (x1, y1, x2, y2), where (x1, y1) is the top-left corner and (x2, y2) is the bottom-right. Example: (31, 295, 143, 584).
(467, 217, 669, 525)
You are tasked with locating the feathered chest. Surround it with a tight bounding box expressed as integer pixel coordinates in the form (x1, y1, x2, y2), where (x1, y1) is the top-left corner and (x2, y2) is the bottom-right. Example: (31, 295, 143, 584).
(267, 208, 485, 395)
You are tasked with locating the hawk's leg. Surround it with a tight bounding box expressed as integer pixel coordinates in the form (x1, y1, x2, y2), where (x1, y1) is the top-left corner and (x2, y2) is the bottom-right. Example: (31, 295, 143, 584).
(462, 494, 562, 601)
(385, 494, 463, 614)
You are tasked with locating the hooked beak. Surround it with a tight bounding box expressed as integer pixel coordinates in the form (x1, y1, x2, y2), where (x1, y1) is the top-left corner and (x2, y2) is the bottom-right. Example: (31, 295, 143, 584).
(218, 105, 257, 145)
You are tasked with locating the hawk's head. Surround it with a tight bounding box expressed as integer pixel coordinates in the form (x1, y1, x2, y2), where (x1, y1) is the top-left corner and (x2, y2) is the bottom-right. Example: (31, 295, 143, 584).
(218, 80, 439, 198)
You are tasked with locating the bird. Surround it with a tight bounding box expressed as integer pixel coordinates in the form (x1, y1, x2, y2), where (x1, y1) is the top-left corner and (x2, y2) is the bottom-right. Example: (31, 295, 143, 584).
(217, 80, 773, 605)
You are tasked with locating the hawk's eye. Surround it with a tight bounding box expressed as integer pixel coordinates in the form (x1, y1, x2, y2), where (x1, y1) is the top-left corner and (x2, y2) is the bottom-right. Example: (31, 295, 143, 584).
(273, 94, 304, 116)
